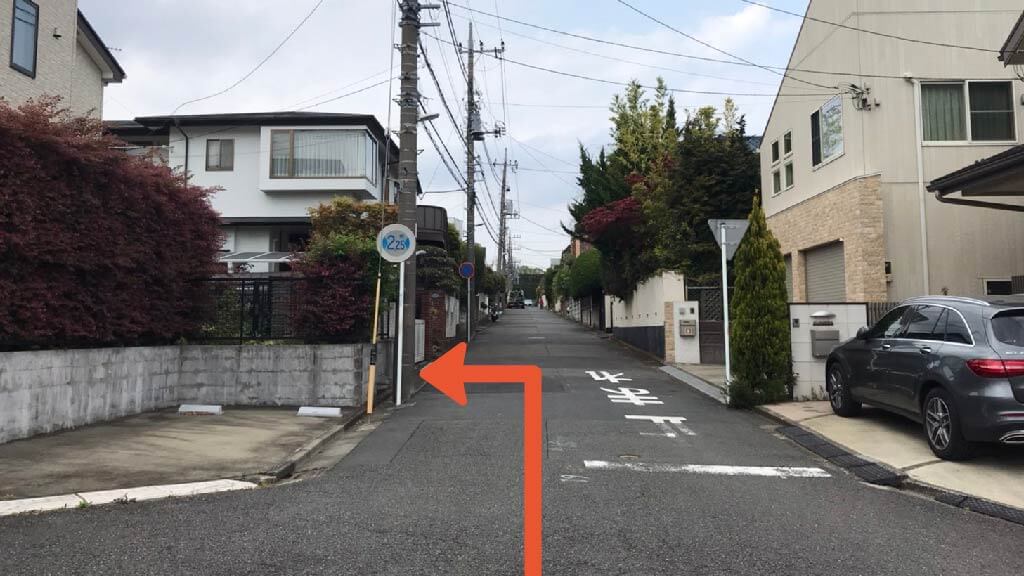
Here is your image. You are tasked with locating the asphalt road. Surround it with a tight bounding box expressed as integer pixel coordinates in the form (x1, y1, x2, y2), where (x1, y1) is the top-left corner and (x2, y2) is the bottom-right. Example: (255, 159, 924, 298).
(3, 308, 1024, 575)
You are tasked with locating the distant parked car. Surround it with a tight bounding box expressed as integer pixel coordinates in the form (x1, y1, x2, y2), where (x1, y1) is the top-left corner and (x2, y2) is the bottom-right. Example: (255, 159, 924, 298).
(826, 296, 1024, 460)
(508, 299, 525, 309)
(524, 299, 534, 307)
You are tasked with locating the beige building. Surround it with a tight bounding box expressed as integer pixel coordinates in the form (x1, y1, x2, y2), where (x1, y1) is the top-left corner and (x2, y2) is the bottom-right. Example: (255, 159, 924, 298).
(762, 0, 1024, 303)
(0, 0, 124, 117)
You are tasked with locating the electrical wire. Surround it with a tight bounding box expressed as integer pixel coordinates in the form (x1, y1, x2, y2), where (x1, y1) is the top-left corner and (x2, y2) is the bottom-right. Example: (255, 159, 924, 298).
(171, 0, 330, 113)
(738, 0, 999, 53)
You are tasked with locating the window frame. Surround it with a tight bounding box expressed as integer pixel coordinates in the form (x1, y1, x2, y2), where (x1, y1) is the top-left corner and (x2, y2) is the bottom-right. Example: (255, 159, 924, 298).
(9, 0, 39, 78)
(811, 95, 844, 168)
(770, 139, 780, 164)
(783, 131, 792, 157)
(784, 161, 794, 190)
(867, 305, 909, 339)
(269, 128, 378, 181)
(897, 305, 946, 342)
(921, 80, 1017, 145)
(984, 278, 1013, 296)
(205, 139, 235, 172)
(771, 168, 782, 196)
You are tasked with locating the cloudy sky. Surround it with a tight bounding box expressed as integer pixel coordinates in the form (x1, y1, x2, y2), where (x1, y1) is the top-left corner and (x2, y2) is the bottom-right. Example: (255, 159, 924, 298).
(81, 0, 813, 269)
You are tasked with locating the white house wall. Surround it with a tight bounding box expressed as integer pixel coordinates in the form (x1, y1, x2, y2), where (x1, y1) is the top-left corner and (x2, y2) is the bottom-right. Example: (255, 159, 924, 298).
(763, 0, 1024, 300)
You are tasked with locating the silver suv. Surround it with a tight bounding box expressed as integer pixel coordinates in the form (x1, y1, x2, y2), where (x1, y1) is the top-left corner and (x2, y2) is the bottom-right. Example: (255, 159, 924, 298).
(826, 296, 1024, 460)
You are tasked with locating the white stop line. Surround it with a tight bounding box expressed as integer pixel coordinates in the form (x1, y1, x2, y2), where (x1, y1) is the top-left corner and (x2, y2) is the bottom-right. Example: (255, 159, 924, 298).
(584, 460, 831, 478)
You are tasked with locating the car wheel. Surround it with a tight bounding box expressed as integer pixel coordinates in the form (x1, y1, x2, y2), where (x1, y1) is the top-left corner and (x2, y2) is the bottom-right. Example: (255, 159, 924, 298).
(827, 363, 861, 417)
(923, 388, 974, 460)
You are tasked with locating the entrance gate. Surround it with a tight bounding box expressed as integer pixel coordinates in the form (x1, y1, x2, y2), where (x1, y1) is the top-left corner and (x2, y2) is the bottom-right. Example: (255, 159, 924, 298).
(687, 286, 725, 365)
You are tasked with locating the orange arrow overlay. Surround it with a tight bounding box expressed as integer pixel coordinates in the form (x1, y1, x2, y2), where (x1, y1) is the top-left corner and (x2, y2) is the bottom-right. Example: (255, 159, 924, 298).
(420, 343, 544, 576)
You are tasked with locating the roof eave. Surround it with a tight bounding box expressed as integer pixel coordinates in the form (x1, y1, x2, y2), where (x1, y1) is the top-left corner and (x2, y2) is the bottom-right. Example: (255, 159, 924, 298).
(76, 10, 126, 83)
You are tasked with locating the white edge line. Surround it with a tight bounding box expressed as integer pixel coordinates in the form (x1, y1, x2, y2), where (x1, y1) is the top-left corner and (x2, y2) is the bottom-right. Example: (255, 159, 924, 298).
(584, 460, 830, 478)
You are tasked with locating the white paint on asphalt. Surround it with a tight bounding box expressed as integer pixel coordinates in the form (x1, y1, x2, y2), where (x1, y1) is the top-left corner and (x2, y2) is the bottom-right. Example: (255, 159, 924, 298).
(584, 460, 831, 478)
(586, 371, 632, 383)
(0, 480, 257, 517)
(560, 475, 590, 483)
(601, 387, 664, 406)
(624, 414, 696, 437)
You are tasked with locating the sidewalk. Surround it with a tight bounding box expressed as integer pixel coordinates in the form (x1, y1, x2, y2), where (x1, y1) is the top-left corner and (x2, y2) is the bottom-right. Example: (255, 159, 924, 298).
(762, 401, 1024, 511)
(0, 407, 352, 503)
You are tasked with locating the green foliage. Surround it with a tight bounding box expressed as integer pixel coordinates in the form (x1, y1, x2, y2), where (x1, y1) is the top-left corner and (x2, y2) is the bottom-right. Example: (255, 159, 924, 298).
(417, 246, 460, 295)
(728, 198, 792, 408)
(445, 223, 462, 262)
(479, 267, 506, 297)
(568, 250, 602, 298)
(542, 266, 559, 308)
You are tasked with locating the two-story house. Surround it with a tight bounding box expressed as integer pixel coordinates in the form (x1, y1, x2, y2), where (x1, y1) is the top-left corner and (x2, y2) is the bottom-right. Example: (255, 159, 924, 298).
(1, 0, 124, 116)
(761, 0, 1024, 302)
(108, 112, 399, 272)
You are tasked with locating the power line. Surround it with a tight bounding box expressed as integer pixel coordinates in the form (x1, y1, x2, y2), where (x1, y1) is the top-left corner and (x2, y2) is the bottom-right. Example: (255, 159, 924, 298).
(420, 42, 468, 145)
(613, 0, 835, 91)
(171, 0, 330, 113)
(426, 32, 839, 98)
(444, 2, 911, 81)
(738, 0, 999, 53)
(441, 0, 468, 80)
(520, 214, 569, 236)
(511, 136, 576, 167)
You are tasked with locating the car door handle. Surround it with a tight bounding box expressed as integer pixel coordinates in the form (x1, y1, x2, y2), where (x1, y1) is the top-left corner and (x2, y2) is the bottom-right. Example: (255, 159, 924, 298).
(919, 346, 932, 354)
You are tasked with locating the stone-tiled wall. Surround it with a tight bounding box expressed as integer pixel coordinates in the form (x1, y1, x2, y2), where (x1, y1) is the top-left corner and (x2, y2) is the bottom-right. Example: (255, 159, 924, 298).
(0, 344, 372, 444)
(767, 174, 887, 302)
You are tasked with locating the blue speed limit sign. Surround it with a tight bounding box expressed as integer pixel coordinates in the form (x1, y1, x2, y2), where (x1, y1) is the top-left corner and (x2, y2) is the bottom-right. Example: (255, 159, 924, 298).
(376, 224, 416, 263)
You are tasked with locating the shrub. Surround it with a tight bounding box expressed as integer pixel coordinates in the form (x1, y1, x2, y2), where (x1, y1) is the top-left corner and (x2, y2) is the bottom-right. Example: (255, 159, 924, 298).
(0, 98, 222, 349)
(728, 197, 792, 407)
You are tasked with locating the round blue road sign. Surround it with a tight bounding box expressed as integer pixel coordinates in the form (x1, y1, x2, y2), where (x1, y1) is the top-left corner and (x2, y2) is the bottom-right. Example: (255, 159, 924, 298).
(458, 261, 476, 279)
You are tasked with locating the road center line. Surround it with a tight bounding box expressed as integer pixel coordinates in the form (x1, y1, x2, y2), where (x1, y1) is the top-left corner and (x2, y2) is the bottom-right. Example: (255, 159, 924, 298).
(584, 460, 831, 478)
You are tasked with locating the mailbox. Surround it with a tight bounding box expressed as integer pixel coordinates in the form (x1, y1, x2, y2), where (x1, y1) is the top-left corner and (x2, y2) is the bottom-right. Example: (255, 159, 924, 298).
(811, 329, 840, 358)
(679, 319, 697, 337)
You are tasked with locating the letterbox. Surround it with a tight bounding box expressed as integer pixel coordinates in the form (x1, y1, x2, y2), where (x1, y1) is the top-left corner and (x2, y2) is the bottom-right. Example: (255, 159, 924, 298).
(811, 329, 840, 358)
(679, 319, 697, 337)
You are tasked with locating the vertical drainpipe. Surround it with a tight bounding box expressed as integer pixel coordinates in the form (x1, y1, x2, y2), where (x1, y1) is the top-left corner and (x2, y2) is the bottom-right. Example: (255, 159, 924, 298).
(174, 120, 190, 181)
(911, 79, 931, 295)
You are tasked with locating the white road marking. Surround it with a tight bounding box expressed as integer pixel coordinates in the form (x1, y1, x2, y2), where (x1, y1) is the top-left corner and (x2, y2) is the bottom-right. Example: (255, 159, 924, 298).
(584, 460, 831, 478)
(624, 415, 696, 437)
(586, 371, 633, 383)
(528, 336, 546, 340)
(559, 475, 590, 483)
(601, 387, 663, 406)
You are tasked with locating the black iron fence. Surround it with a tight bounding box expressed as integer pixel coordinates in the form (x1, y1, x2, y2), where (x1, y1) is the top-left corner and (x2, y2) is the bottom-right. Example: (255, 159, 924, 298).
(198, 275, 302, 342)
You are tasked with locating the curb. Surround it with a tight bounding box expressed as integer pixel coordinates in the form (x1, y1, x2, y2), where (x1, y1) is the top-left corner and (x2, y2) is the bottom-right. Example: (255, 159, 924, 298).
(262, 408, 367, 480)
(755, 406, 1024, 527)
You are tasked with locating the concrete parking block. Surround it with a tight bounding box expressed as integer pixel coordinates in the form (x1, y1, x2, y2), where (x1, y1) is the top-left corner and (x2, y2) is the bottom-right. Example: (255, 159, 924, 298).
(79, 479, 256, 506)
(0, 494, 84, 517)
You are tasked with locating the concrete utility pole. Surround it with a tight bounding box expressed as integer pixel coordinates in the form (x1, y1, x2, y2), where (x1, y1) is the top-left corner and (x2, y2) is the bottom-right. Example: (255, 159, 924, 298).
(464, 22, 477, 341)
(495, 149, 517, 303)
(396, 1, 438, 402)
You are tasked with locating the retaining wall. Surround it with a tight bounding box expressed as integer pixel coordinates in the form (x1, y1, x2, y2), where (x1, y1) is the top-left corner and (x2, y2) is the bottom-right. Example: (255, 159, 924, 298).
(0, 344, 373, 444)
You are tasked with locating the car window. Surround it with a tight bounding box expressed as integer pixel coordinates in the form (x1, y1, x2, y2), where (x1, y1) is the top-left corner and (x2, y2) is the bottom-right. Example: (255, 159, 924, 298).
(945, 310, 973, 345)
(901, 305, 945, 341)
(867, 306, 908, 339)
(991, 309, 1024, 347)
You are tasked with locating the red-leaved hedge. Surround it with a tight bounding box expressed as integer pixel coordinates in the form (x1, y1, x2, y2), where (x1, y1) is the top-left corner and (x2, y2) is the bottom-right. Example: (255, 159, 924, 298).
(0, 98, 223, 349)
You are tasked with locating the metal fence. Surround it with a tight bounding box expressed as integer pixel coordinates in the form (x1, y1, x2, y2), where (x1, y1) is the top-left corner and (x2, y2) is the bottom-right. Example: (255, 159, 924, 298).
(198, 275, 302, 342)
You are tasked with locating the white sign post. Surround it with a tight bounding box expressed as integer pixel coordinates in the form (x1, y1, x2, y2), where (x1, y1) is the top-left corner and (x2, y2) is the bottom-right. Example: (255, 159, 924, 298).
(376, 224, 416, 407)
(708, 218, 750, 396)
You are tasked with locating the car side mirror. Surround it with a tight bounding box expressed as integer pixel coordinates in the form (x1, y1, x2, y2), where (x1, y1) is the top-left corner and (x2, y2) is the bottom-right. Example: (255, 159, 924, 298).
(856, 326, 869, 339)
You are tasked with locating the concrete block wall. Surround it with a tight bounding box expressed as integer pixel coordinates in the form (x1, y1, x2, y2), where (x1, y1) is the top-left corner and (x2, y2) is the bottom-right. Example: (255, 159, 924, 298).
(789, 303, 868, 400)
(0, 344, 371, 444)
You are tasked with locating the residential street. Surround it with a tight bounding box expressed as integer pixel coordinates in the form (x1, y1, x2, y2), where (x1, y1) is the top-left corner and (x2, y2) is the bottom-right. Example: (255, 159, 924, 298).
(1, 308, 1023, 575)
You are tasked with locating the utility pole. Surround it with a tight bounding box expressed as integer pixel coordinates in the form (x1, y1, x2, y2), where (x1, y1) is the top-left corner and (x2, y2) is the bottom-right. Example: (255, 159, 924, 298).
(464, 22, 477, 342)
(460, 23, 503, 341)
(395, 1, 438, 403)
(497, 148, 508, 295)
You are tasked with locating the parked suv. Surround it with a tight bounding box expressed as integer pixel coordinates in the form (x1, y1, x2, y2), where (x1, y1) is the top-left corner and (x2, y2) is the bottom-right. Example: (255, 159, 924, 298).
(826, 296, 1024, 460)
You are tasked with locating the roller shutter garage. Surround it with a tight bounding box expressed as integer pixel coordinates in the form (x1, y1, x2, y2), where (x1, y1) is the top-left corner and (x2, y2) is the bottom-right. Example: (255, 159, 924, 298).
(805, 242, 846, 302)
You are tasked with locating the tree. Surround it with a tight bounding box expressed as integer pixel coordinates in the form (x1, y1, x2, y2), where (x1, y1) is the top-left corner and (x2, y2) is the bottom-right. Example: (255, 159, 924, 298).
(417, 246, 459, 295)
(728, 197, 792, 408)
(292, 197, 398, 343)
(568, 249, 602, 299)
(0, 98, 222, 349)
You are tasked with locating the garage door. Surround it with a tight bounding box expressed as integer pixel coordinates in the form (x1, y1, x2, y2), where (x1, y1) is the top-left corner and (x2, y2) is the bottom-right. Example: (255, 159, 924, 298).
(805, 242, 846, 302)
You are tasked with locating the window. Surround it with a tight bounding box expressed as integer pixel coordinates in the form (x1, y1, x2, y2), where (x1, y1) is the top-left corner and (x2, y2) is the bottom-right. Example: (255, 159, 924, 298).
(772, 169, 781, 195)
(784, 162, 794, 189)
(206, 139, 234, 171)
(868, 306, 908, 339)
(783, 131, 792, 155)
(985, 278, 1013, 296)
(270, 129, 377, 182)
(10, 0, 38, 77)
(901, 305, 945, 341)
(810, 110, 821, 166)
(991, 310, 1024, 348)
(810, 96, 843, 167)
(945, 310, 973, 345)
(922, 81, 1015, 142)
(771, 140, 780, 163)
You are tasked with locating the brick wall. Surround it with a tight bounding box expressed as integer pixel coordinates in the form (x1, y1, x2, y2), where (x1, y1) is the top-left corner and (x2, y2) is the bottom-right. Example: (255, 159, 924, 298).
(663, 302, 675, 363)
(766, 174, 887, 302)
(418, 291, 451, 361)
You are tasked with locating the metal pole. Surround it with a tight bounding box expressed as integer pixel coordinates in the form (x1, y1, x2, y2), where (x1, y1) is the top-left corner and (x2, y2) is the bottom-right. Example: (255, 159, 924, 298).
(721, 221, 732, 391)
(397, 2, 422, 402)
(367, 274, 383, 414)
(465, 22, 476, 344)
(498, 148, 508, 304)
(395, 261, 405, 406)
